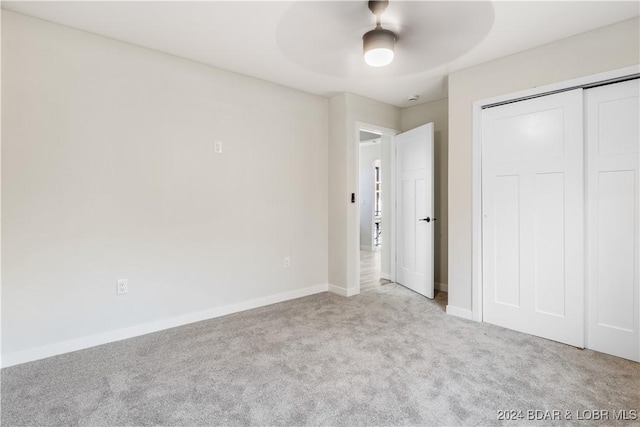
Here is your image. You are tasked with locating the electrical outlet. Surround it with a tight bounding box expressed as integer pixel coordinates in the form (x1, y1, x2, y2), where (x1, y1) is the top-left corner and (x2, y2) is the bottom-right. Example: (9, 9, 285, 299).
(117, 279, 128, 295)
(283, 257, 290, 269)
(214, 141, 223, 154)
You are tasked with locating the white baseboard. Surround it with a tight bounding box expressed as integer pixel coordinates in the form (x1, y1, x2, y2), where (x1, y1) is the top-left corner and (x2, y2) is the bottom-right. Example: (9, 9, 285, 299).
(435, 282, 448, 292)
(359, 245, 373, 251)
(446, 305, 473, 320)
(1, 284, 329, 368)
(328, 284, 360, 297)
(380, 272, 392, 281)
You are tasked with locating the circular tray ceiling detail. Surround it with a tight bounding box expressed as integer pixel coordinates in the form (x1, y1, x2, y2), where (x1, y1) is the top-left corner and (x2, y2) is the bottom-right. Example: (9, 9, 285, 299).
(276, 1, 495, 78)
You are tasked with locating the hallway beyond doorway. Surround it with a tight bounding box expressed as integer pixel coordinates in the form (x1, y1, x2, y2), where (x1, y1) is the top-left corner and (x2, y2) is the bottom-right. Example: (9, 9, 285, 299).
(360, 250, 392, 291)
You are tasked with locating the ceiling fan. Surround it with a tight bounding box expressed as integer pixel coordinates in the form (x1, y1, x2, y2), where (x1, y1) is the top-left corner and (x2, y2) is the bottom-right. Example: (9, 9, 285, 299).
(362, 0, 396, 67)
(275, 1, 494, 78)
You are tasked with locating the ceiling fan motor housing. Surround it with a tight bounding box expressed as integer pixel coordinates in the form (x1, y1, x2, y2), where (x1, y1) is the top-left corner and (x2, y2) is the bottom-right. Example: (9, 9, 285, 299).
(363, 27, 396, 51)
(363, 0, 395, 67)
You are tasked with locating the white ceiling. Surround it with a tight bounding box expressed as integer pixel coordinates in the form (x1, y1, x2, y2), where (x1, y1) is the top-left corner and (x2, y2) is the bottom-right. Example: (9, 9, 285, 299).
(3, 1, 639, 107)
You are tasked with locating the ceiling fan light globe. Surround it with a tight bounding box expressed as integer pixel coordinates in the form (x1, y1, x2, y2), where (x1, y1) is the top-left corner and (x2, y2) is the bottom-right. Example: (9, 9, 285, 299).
(364, 48, 394, 67)
(363, 27, 396, 67)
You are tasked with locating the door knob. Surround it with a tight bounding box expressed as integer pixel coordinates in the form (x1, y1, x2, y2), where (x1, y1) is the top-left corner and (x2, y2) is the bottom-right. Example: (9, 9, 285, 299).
(419, 217, 437, 223)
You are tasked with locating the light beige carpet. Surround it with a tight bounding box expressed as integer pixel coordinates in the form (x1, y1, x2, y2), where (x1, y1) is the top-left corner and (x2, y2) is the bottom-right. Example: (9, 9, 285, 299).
(2, 284, 639, 426)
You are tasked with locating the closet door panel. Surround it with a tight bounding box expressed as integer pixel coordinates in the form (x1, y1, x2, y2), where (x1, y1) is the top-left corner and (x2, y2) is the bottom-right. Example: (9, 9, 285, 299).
(482, 89, 584, 348)
(586, 79, 640, 362)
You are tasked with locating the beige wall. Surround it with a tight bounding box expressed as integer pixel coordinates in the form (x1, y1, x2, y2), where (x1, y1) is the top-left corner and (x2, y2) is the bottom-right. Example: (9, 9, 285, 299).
(5, 7, 638, 366)
(401, 98, 449, 289)
(2, 11, 329, 364)
(447, 17, 640, 314)
(328, 94, 348, 290)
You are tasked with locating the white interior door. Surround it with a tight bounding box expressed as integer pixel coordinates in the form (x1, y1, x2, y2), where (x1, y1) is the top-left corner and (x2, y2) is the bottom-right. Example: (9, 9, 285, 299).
(585, 79, 640, 362)
(395, 123, 434, 299)
(482, 89, 584, 348)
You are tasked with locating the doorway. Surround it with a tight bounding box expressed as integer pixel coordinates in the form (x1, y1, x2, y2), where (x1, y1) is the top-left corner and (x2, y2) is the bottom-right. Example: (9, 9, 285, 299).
(355, 122, 436, 299)
(358, 129, 391, 291)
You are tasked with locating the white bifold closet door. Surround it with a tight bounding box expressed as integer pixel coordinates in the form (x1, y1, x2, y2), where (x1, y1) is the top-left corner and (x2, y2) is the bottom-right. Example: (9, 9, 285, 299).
(585, 79, 639, 362)
(482, 89, 585, 348)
